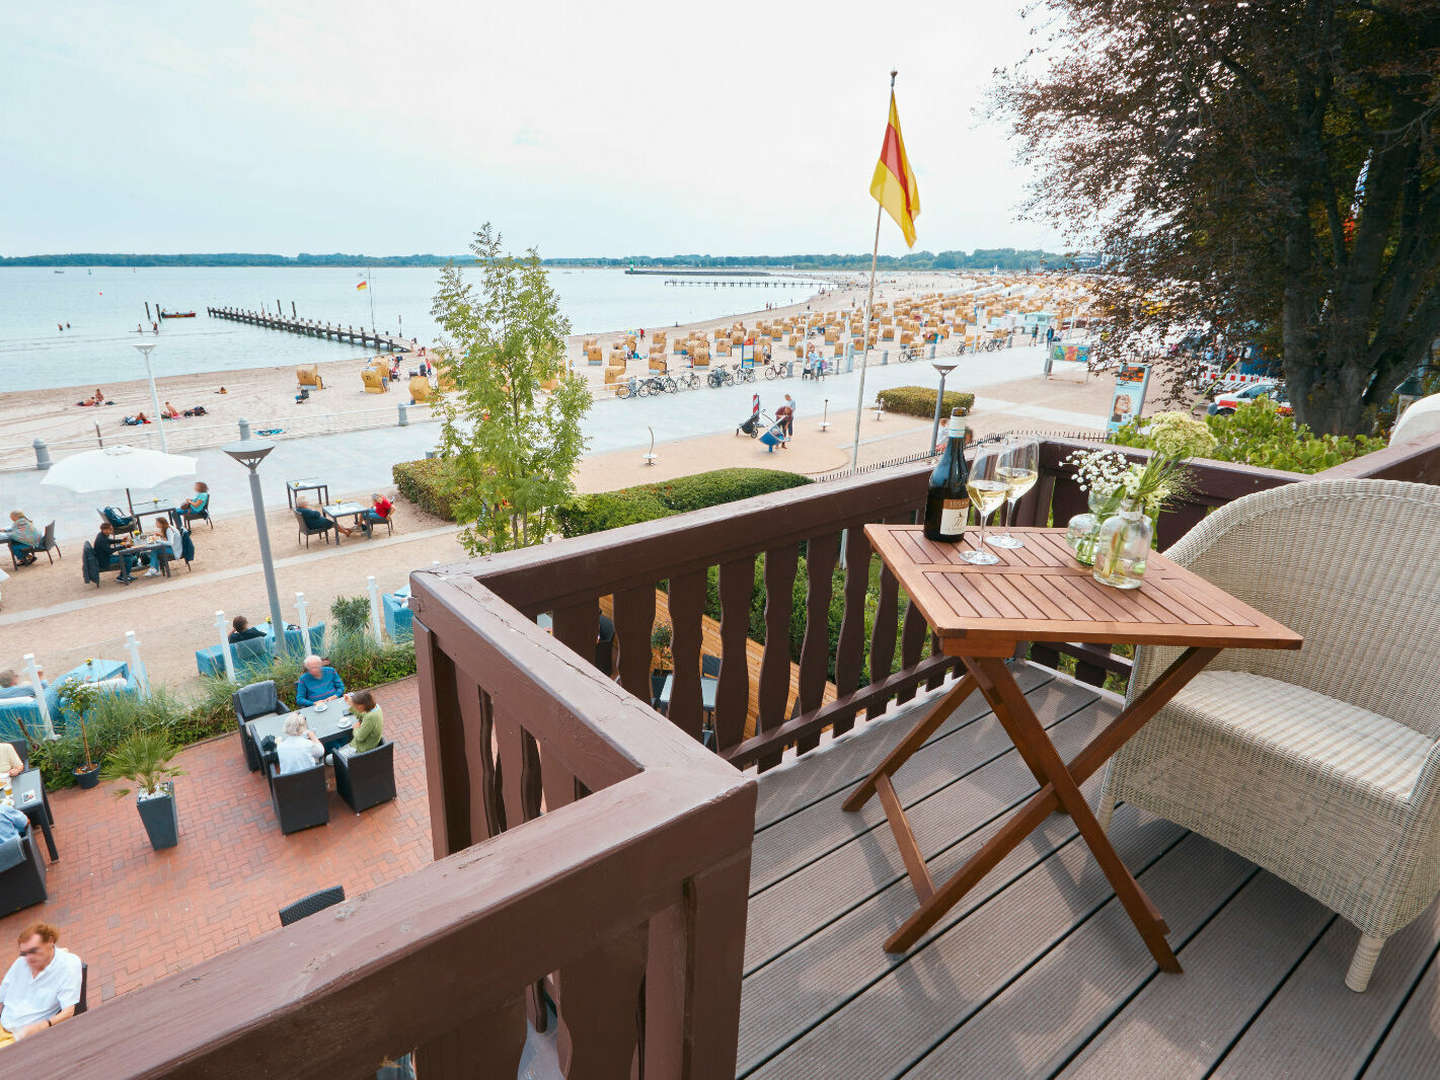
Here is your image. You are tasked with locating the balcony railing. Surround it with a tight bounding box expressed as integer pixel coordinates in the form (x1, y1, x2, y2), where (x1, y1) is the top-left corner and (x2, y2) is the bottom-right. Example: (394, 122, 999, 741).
(21, 426, 1440, 1079)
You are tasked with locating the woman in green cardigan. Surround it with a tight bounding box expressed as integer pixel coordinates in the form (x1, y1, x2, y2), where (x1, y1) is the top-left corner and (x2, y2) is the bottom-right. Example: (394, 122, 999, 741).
(340, 689, 383, 756)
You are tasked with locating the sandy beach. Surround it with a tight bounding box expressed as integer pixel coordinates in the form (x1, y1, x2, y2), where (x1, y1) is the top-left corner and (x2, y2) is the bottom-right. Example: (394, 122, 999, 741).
(0, 270, 1090, 468)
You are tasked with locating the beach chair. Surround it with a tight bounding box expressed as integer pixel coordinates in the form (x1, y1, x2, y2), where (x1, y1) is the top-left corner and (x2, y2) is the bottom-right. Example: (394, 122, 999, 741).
(361, 368, 388, 394)
(296, 365, 325, 391)
(408, 375, 434, 403)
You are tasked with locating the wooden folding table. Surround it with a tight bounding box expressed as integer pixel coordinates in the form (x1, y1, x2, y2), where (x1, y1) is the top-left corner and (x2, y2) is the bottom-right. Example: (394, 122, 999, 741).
(847, 525, 1301, 966)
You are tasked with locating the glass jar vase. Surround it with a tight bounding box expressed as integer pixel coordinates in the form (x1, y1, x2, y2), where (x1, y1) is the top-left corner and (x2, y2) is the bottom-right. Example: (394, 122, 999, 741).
(1092, 500, 1152, 589)
(1067, 489, 1123, 566)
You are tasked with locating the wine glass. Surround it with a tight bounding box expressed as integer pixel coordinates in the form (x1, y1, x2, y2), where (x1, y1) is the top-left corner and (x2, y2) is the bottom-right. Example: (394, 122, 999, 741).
(962, 444, 1006, 565)
(988, 437, 1039, 548)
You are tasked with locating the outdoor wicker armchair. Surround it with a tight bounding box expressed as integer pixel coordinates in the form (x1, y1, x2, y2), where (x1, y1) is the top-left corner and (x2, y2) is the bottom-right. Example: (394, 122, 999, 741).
(1099, 478, 1440, 992)
(332, 740, 396, 814)
(0, 833, 47, 917)
(267, 760, 329, 835)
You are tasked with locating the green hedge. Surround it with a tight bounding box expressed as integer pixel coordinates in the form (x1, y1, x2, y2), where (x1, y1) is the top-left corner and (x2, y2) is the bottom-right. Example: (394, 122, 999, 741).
(30, 632, 418, 791)
(556, 468, 811, 538)
(875, 386, 976, 421)
(392, 457, 466, 520)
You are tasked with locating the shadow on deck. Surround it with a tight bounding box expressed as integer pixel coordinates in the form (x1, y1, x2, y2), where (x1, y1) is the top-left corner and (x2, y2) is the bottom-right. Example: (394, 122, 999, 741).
(738, 662, 1440, 1079)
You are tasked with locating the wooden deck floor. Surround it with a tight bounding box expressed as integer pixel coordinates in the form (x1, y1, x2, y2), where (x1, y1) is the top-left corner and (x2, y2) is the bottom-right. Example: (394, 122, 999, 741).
(739, 662, 1440, 1079)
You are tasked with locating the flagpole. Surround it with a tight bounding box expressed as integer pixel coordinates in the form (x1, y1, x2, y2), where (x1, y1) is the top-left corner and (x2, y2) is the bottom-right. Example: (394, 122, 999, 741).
(367, 270, 375, 332)
(851, 69, 897, 470)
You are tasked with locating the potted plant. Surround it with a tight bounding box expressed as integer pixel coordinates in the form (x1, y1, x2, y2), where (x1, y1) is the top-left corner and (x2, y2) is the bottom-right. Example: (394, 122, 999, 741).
(55, 677, 102, 789)
(101, 731, 183, 850)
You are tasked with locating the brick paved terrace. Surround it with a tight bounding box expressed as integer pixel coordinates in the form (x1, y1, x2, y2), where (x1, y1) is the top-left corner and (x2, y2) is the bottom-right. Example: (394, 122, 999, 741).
(0, 677, 430, 1004)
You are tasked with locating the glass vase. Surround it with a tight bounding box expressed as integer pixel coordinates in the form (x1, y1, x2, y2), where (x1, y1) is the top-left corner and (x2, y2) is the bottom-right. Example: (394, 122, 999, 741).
(1067, 489, 1123, 566)
(1092, 500, 1152, 589)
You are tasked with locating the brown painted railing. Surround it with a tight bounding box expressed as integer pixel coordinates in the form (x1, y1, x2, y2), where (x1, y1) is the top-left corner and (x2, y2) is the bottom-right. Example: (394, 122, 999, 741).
(20, 428, 1440, 1079)
(474, 464, 959, 772)
(10, 567, 756, 1079)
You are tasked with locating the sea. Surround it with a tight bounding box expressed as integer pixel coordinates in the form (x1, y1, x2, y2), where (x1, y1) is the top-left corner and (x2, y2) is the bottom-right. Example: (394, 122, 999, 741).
(0, 266, 823, 393)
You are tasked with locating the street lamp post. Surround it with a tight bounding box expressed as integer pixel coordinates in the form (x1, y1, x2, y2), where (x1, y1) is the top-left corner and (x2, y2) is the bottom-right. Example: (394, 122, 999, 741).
(223, 440, 287, 653)
(132, 343, 166, 452)
(929, 361, 959, 455)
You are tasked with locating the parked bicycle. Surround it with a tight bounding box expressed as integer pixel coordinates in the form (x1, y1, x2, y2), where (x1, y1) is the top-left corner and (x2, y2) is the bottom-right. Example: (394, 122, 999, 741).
(636, 374, 677, 396)
(761, 359, 789, 380)
(672, 370, 701, 391)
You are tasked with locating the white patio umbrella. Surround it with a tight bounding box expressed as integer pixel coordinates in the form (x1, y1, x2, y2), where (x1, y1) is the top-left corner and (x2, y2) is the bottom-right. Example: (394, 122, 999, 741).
(40, 444, 198, 518)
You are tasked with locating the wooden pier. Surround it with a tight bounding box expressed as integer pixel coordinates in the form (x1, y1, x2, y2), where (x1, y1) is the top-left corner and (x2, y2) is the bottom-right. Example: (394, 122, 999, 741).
(205, 307, 413, 352)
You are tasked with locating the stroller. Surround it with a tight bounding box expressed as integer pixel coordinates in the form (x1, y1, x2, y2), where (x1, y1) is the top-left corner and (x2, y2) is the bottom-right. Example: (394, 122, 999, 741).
(737, 409, 774, 438)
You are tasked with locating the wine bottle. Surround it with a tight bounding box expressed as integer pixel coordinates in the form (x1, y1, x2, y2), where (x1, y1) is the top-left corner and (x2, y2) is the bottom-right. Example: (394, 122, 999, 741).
(924, 411, 970, 541)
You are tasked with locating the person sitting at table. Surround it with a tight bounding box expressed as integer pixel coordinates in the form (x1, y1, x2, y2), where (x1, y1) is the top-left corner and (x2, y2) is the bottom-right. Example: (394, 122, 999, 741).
(0, 670, 44, 702)
(0, 743, 23, 778)
(295, 654, 345, 706)
(275, 715, 325, 775)
(178, 481, 209, 519)
(295, 497, 352, 538)
(338, 690, 383, 757)
(362, 492, 393, 536)
(0, 923, 83, 1047)
(143, 516, 182, 578)
(4, 513, 42, 566)
(93, 522, 141, 584)
(0, 802, 28, 844)
(228, 615, 268, 644)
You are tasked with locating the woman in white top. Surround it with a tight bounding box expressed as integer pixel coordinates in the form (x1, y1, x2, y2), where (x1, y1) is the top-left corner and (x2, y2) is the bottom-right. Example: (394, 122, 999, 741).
(274, 714, 324, 774)
(144, 516, 183, 577)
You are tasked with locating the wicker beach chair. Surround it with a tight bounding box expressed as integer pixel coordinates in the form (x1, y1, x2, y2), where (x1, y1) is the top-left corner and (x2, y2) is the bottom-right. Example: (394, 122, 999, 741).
(1098, 478, 1440, 992)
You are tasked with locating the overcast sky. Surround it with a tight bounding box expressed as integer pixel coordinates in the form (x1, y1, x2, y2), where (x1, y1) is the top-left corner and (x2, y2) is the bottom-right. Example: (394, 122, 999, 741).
(3, 0, 1064, 258)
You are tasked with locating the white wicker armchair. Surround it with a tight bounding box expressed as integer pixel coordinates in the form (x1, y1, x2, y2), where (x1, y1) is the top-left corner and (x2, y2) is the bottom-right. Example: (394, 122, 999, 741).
(1098, 478, 1440, 992)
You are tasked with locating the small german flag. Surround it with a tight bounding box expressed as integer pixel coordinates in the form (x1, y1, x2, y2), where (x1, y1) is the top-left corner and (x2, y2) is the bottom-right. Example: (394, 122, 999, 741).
(355, 280, 368, 291)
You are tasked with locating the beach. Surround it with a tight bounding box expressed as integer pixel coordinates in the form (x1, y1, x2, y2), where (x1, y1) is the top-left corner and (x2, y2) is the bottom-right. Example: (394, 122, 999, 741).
(0, 269, 1043, 467)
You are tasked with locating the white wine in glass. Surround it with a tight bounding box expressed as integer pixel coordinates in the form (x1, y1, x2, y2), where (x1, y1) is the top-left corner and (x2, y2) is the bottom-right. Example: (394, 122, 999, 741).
(961, 444, 1005, 565)
(988, 438, 1039, 549)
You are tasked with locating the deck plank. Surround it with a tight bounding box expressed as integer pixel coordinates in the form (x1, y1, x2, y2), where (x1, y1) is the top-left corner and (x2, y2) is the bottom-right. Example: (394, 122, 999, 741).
(899, 834, 1254, 1080)
(1050, 873, 1333, 1080)
(1362, 949, 1440, 1077)
(742, 808, 1208, 1079)
(744, 700, 1111, 975)
(740, 776, 1155, 1072)
(1210, 899, 1440, 1079)
(752, 664, 1053, 831)
(748, 677, 1098, 893)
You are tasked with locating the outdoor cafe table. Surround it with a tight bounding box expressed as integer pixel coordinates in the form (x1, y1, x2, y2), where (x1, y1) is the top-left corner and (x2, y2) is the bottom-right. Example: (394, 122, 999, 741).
(10, 769, 57, 862)
(848, 524, 1302, 969)
(286, 478, 330, 510)
(323, 502, 370, 544)
(245, 701, 356, 759)
(122, 540, 174, 578)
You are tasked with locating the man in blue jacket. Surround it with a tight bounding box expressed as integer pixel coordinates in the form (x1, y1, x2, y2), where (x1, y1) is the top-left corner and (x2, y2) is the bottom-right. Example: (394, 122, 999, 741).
(294, 654, 345, 706)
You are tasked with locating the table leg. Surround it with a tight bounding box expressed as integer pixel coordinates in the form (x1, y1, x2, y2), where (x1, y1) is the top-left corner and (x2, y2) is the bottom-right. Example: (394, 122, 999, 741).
(843, 673, 977, 813)
(965, 656, 1179, 972)
(881, 647, 1219, 958)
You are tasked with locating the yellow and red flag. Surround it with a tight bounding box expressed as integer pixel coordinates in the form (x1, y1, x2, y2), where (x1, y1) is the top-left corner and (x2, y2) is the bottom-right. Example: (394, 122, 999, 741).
(355, 279, 368, 291)
(870, 92, 920, 247)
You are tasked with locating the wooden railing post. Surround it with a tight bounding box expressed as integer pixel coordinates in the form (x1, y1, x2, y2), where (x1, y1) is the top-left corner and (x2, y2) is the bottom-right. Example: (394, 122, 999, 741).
(644, 849, 753, 1080)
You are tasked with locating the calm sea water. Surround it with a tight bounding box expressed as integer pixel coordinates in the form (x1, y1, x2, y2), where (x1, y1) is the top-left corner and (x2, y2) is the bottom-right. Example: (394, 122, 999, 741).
(0, 266, 819, 392)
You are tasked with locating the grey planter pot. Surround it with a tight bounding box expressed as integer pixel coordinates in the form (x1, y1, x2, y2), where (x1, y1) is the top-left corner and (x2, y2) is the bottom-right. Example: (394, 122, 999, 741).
(137, 783, 178, 850)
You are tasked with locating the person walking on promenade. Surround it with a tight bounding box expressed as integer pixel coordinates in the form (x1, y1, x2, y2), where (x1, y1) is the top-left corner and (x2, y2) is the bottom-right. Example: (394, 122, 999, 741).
(777, 394, 796, 444)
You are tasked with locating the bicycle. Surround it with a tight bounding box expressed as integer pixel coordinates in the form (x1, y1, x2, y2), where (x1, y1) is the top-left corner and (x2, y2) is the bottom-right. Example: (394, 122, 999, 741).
(735, 363, 757, 384)
(672, 370, 700, 391)
(707, 367, 735, 389)
(761, 360, 788, 380)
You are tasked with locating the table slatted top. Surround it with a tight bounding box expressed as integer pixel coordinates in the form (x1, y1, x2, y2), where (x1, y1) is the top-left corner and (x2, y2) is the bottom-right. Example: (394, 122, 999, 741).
(865, 525, 1302, 655)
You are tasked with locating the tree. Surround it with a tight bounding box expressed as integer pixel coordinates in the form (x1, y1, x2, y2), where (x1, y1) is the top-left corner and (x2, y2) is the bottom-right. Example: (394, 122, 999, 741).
(994, 1, 1440, 433)
(430, 225, 591, 553)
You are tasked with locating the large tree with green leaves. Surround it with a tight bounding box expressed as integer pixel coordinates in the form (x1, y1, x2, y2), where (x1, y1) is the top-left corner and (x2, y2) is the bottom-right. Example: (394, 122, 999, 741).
(430, 225, 591, 553)
(994, 0, 1440, 433)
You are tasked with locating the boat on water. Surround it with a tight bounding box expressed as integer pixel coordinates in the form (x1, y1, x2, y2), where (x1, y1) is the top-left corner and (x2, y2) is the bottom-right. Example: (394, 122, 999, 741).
(159, 310, 197, 318)
(53, 269, 64, 274)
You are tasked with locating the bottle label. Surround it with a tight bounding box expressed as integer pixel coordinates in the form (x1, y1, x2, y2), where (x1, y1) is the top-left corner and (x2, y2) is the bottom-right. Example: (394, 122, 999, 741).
(939, 498, 969, 535)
